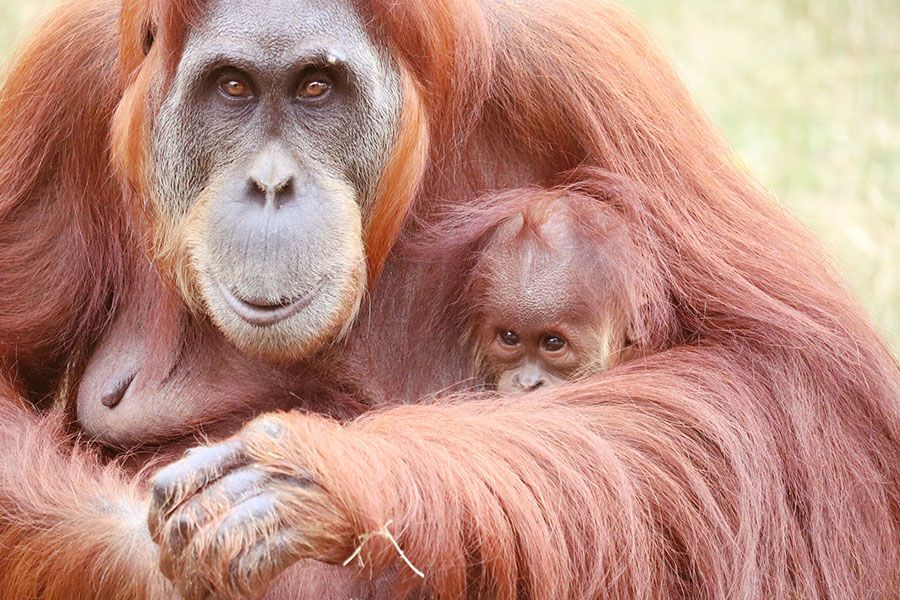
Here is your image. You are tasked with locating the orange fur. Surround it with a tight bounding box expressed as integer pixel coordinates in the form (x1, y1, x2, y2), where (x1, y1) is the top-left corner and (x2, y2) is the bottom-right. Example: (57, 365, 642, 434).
(364, 71, 430, 284)
(0, 0, 897, 599)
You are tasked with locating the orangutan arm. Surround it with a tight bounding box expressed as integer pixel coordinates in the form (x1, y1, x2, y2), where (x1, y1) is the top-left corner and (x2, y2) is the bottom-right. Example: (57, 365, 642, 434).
(0, 1, 175, 594)
(0, 386, 177, 599)
(149, 345, 826, 600)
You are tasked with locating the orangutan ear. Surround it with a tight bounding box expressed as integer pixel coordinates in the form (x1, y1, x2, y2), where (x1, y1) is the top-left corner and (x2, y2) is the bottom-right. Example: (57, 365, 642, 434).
(142, 24, 155, 56)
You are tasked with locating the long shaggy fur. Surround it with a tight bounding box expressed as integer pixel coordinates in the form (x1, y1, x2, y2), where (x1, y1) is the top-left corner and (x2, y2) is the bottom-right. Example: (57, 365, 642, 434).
(0, 388, 172, 599)
(0, 0, 897, 598)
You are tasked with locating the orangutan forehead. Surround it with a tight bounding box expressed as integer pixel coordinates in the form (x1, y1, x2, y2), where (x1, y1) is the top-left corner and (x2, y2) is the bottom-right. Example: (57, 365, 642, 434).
(483, 210, 586, 279)
(473, 207, 619, 328)
(489, 206, 581, 251)
(190, 0, 375, 60)
(476, 242, 584, 325)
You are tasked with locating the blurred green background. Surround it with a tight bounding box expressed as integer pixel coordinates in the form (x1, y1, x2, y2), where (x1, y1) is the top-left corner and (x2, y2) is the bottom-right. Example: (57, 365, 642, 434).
(2, 0, 898, 354)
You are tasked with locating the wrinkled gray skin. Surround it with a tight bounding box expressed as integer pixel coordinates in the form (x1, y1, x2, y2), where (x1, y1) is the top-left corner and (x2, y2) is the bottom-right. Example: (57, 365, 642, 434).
(152, 0, 402, 360)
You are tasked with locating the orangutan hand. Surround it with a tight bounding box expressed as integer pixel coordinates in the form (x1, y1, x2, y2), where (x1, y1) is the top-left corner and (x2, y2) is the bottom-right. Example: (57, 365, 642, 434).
(147, 414, 354, 600)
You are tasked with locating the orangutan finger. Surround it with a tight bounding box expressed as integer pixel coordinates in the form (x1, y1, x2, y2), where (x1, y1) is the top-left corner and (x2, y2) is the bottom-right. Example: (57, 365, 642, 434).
(148, 439, 249, 537)
(230, 528, 304, 597)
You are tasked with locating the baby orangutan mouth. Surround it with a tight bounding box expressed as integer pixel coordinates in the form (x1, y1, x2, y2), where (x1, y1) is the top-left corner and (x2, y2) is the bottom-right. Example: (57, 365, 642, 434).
(216, 276, 328, 327)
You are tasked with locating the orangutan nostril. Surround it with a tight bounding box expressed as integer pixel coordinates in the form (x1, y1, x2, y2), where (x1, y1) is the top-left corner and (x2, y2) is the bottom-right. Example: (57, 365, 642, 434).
(101, 373, 136, 408)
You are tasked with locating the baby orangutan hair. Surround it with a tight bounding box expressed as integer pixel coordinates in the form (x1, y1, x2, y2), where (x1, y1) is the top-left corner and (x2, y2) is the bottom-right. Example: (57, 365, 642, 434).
(444, 184, 653, 393)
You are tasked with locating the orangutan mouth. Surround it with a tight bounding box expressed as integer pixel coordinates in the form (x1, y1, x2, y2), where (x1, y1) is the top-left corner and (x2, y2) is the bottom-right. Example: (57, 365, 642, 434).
(217, 277, 327, 327)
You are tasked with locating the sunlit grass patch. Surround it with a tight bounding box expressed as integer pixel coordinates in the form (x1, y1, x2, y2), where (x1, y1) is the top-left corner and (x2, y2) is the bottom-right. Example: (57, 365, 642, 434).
(622, 0, 900, 354)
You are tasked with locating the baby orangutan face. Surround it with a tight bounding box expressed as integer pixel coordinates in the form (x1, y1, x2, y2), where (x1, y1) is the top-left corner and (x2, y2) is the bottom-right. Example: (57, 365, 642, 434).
(468, 204, 631, 394)
(481, 321, 592, 393)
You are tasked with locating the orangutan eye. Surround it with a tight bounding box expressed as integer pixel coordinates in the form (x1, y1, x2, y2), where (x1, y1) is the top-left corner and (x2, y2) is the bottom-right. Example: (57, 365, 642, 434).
(218, 76, 253, 99)
(541, 334, 567, 353)
(297, 75, 332, 100)
(499, 330, 520, 347)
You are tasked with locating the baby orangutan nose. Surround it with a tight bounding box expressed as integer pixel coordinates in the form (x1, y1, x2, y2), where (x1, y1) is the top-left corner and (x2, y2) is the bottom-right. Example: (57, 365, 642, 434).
(497, 363, 551, 394)
(515, 364, 547, 391)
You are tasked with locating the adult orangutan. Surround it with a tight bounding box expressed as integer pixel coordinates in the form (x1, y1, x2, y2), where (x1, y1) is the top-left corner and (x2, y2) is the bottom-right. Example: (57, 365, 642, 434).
(0, 0, 898, 599)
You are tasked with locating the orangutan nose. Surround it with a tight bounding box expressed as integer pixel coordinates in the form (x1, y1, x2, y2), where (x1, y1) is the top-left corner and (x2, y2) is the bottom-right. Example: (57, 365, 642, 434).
(246, 144, 298, 210)
(515, 366, 547, 392)
(520, 378, 545, 392)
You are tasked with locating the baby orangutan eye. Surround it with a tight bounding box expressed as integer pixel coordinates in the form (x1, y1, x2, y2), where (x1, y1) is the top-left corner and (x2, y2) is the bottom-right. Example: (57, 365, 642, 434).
(541, 334, 567, 353)
(499, 330, 520, 347)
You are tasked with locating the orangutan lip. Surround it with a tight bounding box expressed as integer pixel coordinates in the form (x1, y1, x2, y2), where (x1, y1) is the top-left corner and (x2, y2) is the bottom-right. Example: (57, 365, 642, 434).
(217, 277, 326, 327)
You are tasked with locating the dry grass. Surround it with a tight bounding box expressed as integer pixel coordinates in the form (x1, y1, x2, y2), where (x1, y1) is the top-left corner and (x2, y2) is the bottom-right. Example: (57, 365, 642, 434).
(2, 0, 897, 354)
(623, 0, 900, 355)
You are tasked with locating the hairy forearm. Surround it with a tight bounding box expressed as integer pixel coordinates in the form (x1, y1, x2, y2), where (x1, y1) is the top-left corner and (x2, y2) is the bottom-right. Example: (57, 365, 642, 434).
(0, 397, 174, 599)
(148, 345, 893, 599)
(286, 349, 772, 599)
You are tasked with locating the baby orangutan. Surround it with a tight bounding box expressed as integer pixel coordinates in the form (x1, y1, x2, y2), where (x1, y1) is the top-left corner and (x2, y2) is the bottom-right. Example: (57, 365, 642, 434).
(463, 187, 647, 393)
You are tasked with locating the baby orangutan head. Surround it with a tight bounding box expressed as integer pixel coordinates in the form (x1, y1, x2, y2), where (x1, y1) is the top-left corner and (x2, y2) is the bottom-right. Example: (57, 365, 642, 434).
(466, 188, 641, 393)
